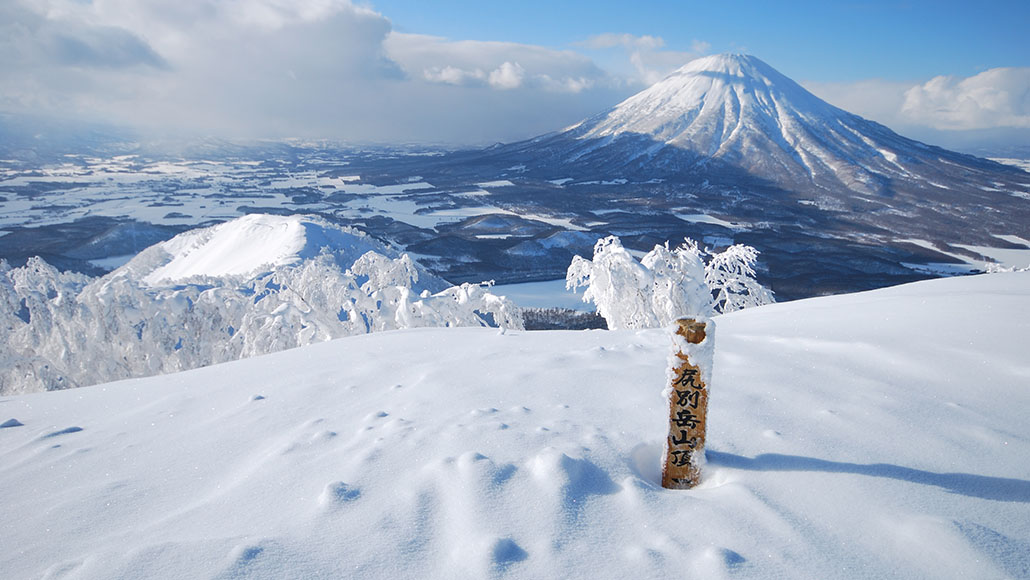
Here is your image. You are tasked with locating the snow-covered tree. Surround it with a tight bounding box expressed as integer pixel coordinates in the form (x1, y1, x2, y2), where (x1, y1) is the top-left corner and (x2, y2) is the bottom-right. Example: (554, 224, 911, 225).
(566, 236, 663, 330)
(0, 251, 523, 395)
(567, 236, 773, 330)
(705, 243, 776, 313)
(642, 238, 713, 322)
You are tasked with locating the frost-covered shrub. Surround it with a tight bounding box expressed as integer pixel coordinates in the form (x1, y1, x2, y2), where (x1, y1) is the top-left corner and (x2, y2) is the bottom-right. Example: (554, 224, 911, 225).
(985, 262, 1030, 273)
(566, 236, 667, 330)
(0, 252, 522, 395)
(566, 236, 773, 330)
(704, 243, 776, 313)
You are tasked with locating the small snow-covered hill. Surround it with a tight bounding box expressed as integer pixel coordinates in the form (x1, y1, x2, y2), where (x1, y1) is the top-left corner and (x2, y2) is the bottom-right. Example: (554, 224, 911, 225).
(114, 213, 438, 289)
(2, 272, 1028, 579)
(140, 214, 380, 285)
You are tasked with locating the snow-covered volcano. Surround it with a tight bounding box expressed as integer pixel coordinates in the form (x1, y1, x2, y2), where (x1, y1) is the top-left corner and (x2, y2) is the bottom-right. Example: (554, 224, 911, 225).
(569, 54, 897, 191)
(484, 53, 1029, 200)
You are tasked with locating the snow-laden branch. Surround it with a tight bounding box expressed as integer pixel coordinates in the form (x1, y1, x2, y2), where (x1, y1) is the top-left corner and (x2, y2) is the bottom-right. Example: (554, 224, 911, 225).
(567, 236, 774, 329)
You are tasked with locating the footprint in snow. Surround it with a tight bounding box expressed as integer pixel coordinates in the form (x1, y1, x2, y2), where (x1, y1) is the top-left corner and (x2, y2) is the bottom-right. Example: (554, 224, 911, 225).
(231, 544, 264, 563)
(530, 448, 620, 501)
(221, 542, 267, 576)
(40, 426, 83, 438)
(491, 538, 528, 570)
(456, 451, 520, 487)
(319, 481, 361, 507)
(699, 546, 747, 569)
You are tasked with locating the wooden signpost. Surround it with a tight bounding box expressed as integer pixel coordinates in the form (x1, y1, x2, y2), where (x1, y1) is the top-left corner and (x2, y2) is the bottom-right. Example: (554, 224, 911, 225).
(661, 318, 711, 489)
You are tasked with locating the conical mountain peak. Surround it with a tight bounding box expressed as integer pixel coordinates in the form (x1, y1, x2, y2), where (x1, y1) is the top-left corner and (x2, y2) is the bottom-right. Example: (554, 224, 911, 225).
(557, 53, 938, 191)
(573, 53, 846, 150)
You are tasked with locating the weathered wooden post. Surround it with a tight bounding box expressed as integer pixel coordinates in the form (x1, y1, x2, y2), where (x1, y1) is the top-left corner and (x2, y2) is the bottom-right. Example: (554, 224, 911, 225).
(661, 317, 714, 489)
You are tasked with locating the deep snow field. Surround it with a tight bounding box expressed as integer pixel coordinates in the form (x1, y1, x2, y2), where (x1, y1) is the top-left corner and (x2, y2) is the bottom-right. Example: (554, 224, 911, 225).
(1, 272, 1029, 579)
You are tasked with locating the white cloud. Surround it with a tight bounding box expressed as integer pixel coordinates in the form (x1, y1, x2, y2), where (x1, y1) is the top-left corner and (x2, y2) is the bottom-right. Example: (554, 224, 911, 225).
(901, 68, 1030, 130)
(0, 1, 168, 71)
(488, 61, 525, 90)
(423, 65, 485, 85)
(804, 71, 1030, 153)
(384, 32, 611, 94)
(689, 40, 712, 55)
(805, 68, 1030, 135)
(577, 33, 709, 85)
(803, 79, 913, 125)
(537, 75, 595, 93)
(0, 0, 632, 144)
(1, 0, 409, 138)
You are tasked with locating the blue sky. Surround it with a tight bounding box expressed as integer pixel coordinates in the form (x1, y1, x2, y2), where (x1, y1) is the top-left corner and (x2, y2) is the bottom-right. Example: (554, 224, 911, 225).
(374, 0, 1029, 80)
(1, 0, 1028, 149)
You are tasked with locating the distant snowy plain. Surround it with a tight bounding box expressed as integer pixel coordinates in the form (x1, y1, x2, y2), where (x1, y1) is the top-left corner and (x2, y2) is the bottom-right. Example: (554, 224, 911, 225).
(2, 271, 1028, 579)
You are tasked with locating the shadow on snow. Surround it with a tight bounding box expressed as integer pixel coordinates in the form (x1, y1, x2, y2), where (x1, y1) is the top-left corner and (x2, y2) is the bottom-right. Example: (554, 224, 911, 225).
(707, 450, 1030, 503)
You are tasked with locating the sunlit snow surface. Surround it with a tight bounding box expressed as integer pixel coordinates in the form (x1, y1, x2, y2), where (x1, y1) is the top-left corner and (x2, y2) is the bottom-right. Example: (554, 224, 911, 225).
(1, 273, 1029, 578)
(899, 237, 1030, 273)
(138, 214, 384, 285)
(992, 158, 1030, 173)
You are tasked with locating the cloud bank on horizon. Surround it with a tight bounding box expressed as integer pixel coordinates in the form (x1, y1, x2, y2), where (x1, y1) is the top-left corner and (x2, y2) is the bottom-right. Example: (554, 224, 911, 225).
(1, 0, 1028, 149)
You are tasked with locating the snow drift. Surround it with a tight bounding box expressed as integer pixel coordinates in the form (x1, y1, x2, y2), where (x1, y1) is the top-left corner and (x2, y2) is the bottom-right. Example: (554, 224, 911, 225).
(1, 272, 1028, 578)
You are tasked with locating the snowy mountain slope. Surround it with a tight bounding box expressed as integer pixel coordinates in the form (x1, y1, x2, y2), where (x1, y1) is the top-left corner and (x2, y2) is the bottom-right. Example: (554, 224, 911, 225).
(1, 272, 1028, 579)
